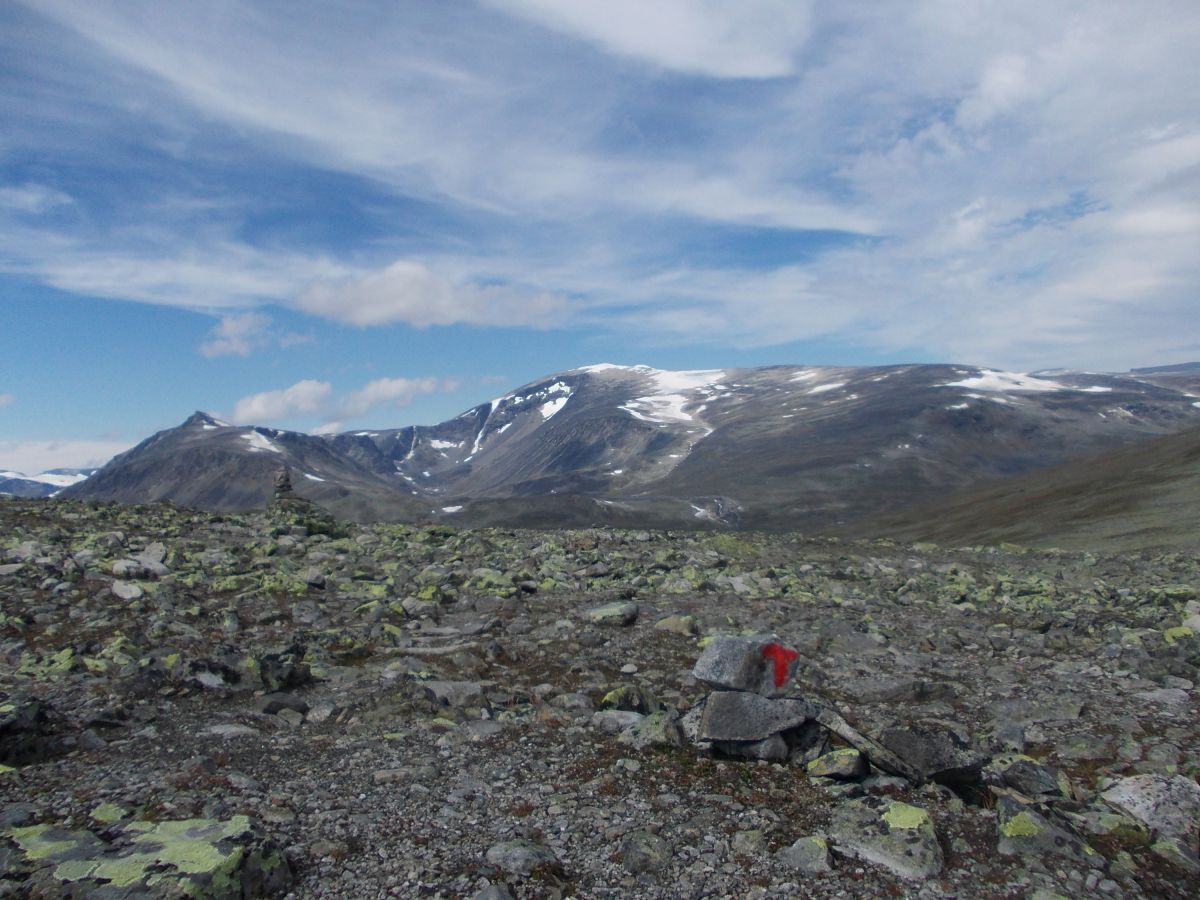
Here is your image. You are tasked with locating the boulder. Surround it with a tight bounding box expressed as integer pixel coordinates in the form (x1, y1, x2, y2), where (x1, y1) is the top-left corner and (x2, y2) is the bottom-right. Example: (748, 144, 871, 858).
(876, 719, 986, 787)
(994, 790, 1102, 868)
(698, 691, 813, 742)
(1100, 774, 1200, 865)
(829, 798, 943, 880)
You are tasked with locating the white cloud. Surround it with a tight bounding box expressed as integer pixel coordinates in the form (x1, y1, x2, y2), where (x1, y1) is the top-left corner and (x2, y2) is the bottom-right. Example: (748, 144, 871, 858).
(231, 380, 331, 424)
(197, 312, 311, 357)
(0, 183, 73, 214)
(0, 439, 132, 474)
(198, 312, 272, 357)
(229, 375, 461, 428)
(298, 260, 571, 328)
(336, 377, 453, 418)
(490, 0, 814, 78)
(7, 1, 1200, 372)
(0, 393, 13, 408)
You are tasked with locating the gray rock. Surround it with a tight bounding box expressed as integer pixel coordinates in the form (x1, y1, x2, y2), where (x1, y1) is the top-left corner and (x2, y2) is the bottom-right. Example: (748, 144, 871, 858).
(777, 835, 833, 873)
(654, 614, 699, 635)
(691, 634, 798, 696)
(485, 839, 559, 876)
(1100, 774, 1200, 861)
(111, 580, 143, 601)
(807, 747, 869, 780)
(255, 693, 310, 716)
(472, 886, 515, 900)
(994, 790, 1102, 868)
(830, 797, 943, 880)
(583, 601, 639, 626)
(617, 710, 684, 750)
(698, 691, 813, 742)
(876, 719, 985, 786)
(984, 754, 1069, 799)
(423, 680, 487, 709)
(592, 710, 645, 734)
(619, 829, 672, 873)
(712, 733, 789, 762)
(303, 566, 326, 588)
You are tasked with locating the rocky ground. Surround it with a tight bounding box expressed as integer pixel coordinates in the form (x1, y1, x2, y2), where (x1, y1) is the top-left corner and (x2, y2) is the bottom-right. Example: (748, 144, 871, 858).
(1, 491, 1198, 898)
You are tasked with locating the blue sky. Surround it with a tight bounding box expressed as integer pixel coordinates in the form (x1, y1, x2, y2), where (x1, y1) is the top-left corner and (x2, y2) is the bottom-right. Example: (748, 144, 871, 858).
(2, 0, 1198, 472)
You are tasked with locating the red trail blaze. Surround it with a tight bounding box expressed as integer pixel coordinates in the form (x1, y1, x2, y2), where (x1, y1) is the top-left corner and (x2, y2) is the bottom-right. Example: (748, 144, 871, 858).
(762, 642, 798, 688)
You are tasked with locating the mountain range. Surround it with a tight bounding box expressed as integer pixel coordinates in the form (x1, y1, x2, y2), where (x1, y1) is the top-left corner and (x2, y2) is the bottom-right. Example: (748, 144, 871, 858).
(61, 362, 1200, 538)
(0, 468, 97, 499)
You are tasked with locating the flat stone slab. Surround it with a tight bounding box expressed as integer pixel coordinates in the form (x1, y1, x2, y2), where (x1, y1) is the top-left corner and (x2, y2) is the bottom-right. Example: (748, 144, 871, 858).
(698, 691, 813, 742)
(830, 798, 943, 881)
(1101, 774, 1200, 853)
(994, 790, 1102, 868)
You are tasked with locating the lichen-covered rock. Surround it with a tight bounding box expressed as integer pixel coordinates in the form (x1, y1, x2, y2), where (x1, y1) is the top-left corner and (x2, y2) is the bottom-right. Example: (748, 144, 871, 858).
(807, 747, 868, 780)
(617, 709, 684, 750)
(994, 790, 1102, 868)
(829, 797, 943, 880)
(601, 684, 660, 715)
(2, 815, 291, 897)
(1100, 774, 1200, 867)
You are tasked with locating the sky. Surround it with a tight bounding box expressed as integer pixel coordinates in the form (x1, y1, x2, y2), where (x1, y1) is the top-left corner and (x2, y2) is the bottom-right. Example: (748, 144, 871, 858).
(2, 1, 1199, 472)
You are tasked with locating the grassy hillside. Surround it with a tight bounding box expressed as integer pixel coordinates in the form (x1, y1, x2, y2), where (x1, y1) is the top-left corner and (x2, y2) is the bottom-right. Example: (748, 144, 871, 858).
(849, 425, 1200, 551)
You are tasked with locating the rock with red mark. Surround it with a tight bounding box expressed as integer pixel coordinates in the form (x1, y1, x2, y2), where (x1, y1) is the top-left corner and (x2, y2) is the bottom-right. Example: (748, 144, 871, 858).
(691, 635, 799, 696)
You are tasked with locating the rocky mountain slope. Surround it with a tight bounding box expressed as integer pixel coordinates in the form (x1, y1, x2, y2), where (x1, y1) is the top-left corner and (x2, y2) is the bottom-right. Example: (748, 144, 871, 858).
(2, 494, 1198, 897)
(851, 425, 1200, 552)
(65, 363, 1200, 532)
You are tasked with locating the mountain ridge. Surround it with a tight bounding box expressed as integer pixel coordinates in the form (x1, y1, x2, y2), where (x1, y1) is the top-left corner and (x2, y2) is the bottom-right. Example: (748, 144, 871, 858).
(63, 361, 1200, 532)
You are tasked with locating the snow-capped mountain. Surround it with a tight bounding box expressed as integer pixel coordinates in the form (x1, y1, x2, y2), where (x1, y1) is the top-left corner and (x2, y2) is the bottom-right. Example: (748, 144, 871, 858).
(0, 468, 96, 498)
(64, 362, 1200, 530)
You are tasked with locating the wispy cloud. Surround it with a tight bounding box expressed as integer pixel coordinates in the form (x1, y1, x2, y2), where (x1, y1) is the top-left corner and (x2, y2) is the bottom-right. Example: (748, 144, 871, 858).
(489, 0, 815, 78)
(0, 183, 73, 214)
(298, 260, 571, 328)
(198, 312, 311, 357)
(5, 1, 1199, 373)
(229, 375, 460, 428)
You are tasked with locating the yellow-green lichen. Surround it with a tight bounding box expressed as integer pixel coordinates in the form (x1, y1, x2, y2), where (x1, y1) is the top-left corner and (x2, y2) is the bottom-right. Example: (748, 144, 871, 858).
(1001, 811, 1042, 838)
(7, 825, 84, 859)
(1164, 626, 1195, 645)
(90, 802, 127, 825)
(883, 802, 929, 830)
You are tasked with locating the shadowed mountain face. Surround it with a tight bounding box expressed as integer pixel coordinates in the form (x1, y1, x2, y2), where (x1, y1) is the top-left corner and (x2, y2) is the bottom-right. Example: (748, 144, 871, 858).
(845, 425, 1200, 552)
(64, 362, 1200, 531)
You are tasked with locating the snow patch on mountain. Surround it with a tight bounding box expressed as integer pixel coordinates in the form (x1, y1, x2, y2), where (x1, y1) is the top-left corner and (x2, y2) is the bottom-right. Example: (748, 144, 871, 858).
(429, 439, 462, 450)
(242, 431, 282, 454)
(619, 367, 725, 425)
(944, 370, 1070, 393)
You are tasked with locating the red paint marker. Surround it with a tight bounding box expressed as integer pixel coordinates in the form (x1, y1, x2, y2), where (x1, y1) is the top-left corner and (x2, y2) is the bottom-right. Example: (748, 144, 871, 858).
(762, 642, 798, 688)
